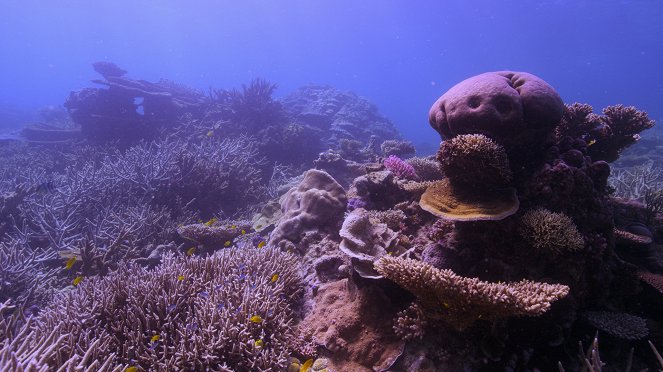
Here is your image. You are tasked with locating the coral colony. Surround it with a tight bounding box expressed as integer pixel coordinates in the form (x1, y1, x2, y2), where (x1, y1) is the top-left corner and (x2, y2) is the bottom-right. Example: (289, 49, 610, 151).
(1, 65, 662, 371)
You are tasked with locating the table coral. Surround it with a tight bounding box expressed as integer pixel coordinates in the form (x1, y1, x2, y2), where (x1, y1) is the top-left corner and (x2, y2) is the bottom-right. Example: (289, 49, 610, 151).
(375, 255, 569, 331)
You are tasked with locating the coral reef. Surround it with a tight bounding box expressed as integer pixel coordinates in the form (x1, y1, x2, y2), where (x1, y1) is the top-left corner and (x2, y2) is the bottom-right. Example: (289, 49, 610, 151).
(1, 247, 302, 371)
(520, 208, 584, 254)
(297, 279, 404, 372)
(269, 169, 346, 248)
(375, 255, 569, 330)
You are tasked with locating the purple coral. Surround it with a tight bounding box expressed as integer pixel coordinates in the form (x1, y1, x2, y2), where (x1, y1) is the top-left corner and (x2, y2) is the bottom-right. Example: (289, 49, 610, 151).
(346, 197, 367, 211)
(383, 155, 418, 180)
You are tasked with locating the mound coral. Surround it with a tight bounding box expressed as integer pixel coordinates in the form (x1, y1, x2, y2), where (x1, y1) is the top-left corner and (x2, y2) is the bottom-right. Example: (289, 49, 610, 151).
(2, 246, 302, 371)
(520, 208, 584, 254)
(428, 71, 564, 154)
(269, 169, 346, 246)
(375, 255, 569, 330)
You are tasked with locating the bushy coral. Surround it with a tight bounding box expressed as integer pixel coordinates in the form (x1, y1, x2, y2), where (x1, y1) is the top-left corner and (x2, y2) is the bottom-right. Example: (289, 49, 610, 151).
(380, 140, 415, 158)
(375, 255, 569, 330)
(436, 134, 512, 187)
(520, 208, 584, 254)
(383, 155, 418, 180)
(2, 246, 302, 371)
(406, 156, 444, 181)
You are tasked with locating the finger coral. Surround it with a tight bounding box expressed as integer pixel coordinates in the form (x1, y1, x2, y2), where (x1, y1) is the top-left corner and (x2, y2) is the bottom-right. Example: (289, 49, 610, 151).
(520, 208, 584, 254)
(3, 246, 302, 371)
(374, 255, 569, 330)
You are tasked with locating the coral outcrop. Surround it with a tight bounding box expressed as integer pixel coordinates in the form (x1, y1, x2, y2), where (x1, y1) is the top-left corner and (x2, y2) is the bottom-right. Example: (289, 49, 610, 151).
(269, 170, 347, 248)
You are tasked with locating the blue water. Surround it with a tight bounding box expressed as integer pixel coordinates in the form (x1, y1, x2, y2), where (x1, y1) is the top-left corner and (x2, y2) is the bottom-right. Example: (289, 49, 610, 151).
(1, 0, 662, 149)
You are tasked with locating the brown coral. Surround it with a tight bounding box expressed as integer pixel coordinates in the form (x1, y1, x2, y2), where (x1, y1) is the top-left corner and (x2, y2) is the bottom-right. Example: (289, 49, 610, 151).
(420, 178, 519, 221)
(375, 255, 569, 330)
(436, 134, 512, 187)
(520, 208, 584, 254)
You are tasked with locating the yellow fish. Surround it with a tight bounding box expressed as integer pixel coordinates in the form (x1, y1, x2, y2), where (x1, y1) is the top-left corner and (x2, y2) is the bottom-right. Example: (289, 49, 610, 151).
(206, 130, 214, 137)
(257, 241, 266, 249)
(204, 217, 217, 227)
(72, 276, 84, 286)
(443, 302, 449, 308)
(64, 257, 76, 270)
(230, 225, 237, 229)
(241, 229, 246, 235)
(587, 139, 597, 146)
(271, 274, 279, 283)
(125, 367, 138, 372)
(177, 275, 185, 281)
(224, 241, 232, 247)
(186, 247, 196, 256)
(150, 335, 161, 342)
(254, 339, 264, 348)
(300, 358, 314, 372)
(249, 315, 262, 323)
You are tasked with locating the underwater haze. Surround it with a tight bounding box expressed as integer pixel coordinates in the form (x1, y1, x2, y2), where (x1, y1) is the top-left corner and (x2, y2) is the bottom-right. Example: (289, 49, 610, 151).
(1, 0, 662, 149)
(3, 1, 663, 371)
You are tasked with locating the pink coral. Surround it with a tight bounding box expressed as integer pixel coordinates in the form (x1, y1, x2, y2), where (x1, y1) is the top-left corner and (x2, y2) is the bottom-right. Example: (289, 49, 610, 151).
(383, 155, 418, 180)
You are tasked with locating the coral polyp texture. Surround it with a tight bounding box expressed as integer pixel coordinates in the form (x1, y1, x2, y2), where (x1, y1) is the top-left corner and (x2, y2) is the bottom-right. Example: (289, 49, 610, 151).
(520, 208, 584, 254)
(375, 255, 569, 331)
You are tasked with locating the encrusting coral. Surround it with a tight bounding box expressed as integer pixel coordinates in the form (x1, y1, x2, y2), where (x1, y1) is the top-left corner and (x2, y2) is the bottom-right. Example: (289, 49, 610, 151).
(374, 255, 570, 331)
(1, 246, 302, 371)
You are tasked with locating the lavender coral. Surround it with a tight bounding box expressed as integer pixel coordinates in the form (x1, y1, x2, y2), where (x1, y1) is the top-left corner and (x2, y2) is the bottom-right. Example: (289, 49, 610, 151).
(383, 155, 418, 180)
(375, 255, 569, 330)
(3, 246, 302, 371)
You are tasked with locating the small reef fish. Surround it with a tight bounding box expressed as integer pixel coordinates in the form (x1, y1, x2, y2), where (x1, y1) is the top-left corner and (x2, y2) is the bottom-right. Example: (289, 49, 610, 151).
(587, 139, 597, 146)
(241, 229, 246, 235)
(198, 291, 209, 298)
(177, 275, 185, 281)
(204, 217, 217, 227)
(257, 241, 266, 249)
(249, 315, 262, 323)
(72, 276, 84, 286)
(224, 241, 232, 247)
(254, 339, 264, 348)
(186, 247, 196, 256)
(271, 274, 279, 283)
(230, 225, 237, 229)
(206, 130, 214, 137)
(150, 335, 161, 342)
(300, 358, 314, 372)
(64, 257, 76, 270)
(125, 367, 138, 372)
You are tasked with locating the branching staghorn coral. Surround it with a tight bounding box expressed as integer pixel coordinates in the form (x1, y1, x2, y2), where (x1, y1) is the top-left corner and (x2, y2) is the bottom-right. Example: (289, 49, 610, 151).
(375, 255, 569, 330)
(5, 246, 302, 371)
(609, 161, 662, 201)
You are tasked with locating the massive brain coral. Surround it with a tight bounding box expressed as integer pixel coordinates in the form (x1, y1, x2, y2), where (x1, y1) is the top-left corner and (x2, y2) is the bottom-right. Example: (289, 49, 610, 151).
(428, 71, 564, 150)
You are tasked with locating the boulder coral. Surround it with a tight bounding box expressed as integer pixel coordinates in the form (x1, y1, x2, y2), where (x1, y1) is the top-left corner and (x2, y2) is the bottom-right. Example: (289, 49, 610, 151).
(269, 169, 346, 246)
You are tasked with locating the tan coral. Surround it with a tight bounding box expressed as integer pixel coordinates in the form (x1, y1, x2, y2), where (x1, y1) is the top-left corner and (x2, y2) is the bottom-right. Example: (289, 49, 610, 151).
(420, 179, 519, 221)
(520, 208, 584, 254)
(297, 279, 404, 372)
(270, 169, 347, 245)
(374, 255, 569, 331)
(339, 208, 404, 279)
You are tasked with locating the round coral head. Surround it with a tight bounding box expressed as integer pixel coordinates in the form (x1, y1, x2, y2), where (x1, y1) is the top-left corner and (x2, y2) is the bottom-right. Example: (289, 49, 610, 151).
(429, 71, 563, 150)
(420, 179, 519, 221)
